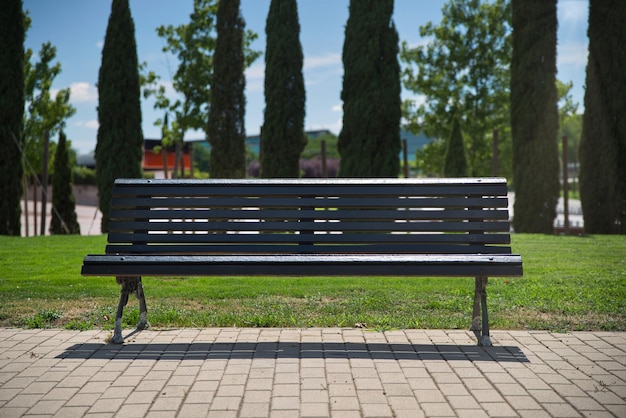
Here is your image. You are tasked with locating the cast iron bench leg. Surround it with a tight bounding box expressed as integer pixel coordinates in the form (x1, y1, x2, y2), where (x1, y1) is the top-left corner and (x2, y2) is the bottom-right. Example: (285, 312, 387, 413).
(112, 276, 149, 344)
(136, 278, 149, 331)
(471, 276, 492, 347)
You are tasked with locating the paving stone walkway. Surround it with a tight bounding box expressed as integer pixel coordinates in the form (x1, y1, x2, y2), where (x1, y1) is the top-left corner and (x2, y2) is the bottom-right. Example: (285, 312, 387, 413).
(0, 328, 624, 417)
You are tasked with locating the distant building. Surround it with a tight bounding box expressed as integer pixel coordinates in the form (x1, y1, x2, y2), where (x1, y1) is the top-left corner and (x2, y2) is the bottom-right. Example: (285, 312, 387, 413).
(76, 151, 96, 169)
(76, 129, 430, 174)
(76, 139, 193, 178)
(143, 139, 192, 178)
(191, 129, 333, 157)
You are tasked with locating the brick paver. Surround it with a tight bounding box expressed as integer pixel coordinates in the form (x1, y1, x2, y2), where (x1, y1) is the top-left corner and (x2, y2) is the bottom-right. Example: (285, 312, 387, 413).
(0, 328, 624, 417)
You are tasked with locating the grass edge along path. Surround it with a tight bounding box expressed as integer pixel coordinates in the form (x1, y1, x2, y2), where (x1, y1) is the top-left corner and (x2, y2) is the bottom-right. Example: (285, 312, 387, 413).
(0, 234, 624, 332)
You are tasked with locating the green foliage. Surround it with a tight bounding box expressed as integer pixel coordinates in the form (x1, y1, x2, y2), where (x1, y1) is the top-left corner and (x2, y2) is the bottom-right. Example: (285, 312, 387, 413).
(579, 0, 626, 234)
(556, 81, 582, 165)
(50, 131, 80, 235)
(339, 0, 401, 177)
(73, 166, 96, 185)
(414, 139, 445, 177)
(193, 142, 211, 173)
(0, 0, 25, 235)
(301, 132, 339, 160)
(16, 13, 76, 238)
(261, 0, 306, 178)
(23, 41, 76, 174)
(510, 0, 560, 233)
(96, 0, 144, 232)
(143, 0, 260, 179)
(23, 309, 62, 329)
(146, 0, 218, 179)
(207, 0, 247, 178)
(560, 114, 582, 164)
(443, 116, 469, 177)
(401, 0, 512, 177)
(154, 1, 218, 133)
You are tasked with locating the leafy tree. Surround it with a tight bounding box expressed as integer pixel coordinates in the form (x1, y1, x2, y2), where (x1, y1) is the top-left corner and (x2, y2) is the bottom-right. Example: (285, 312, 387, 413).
(400, 0, 511, 177)
(147, 0, 218, 178)
(556, 80, 580, 164)
(50, 130, 80, 235)
(207, 0, 247, 178)
(510, 0, 559, 233)
(579, 0, 626, 234)
(22, 33, 76, 236)
(444, 116, 469, 177)
(0, 0, 25, 235)
(23, 39, 76, 226)
(561, 114, 582, 169)
(415, 139, 445, 177)
(339, 0, 401, 177)
(261, 0, 306, 178)
(24, 42, 75, 167)
(96, 0, 143, 232)
(142, 0, 260, 178)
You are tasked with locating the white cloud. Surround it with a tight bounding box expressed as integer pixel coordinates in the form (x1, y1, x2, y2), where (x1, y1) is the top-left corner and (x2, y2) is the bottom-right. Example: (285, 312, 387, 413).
(245, 63, 265, 92)
(558, 42, 589, 69)
(306, 118, 342, 135)
(70, 82, 98, 103)
(331, 103, 342, 113)
(74, 120, 99, 129)
(558, 1, 588, 24)
(96, 40, 104, 50)
(246, 63, 265, 80)
(304, 53, 341, 70)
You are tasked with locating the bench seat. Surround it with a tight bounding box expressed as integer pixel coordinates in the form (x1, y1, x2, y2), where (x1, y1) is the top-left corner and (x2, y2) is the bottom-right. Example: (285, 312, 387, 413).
(83, 254, 522, 277)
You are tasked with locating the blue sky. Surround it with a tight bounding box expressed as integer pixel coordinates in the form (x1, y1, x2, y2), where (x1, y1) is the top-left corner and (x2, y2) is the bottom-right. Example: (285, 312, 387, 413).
(23, 0, 589, 155)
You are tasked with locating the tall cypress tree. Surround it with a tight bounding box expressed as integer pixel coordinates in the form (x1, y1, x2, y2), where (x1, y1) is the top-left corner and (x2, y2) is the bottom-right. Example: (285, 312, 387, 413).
(261, 0, 306, 178)
(443, 116, 469, 178)
(339, 0, 401, 178)
(96, 0, 143, 232)
(510, 0, 559, 233)
(50, 130, 80, 235)
(207, 0, 246, 178)
(0, 0, 25, 235)
(579, 0, 626, 234)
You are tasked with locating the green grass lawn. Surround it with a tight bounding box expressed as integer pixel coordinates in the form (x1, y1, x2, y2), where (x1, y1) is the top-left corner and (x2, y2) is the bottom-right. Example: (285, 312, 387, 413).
(0, 234, 624, 332)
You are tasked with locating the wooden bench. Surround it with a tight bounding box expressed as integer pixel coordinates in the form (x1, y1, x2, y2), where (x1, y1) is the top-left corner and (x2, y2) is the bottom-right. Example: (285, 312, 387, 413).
(81, 178, 523, 345)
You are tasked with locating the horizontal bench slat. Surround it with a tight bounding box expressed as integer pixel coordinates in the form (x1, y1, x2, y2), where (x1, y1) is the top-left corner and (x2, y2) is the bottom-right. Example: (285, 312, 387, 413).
(108, 220, 510, 233)
(82, 254, 523, 278)
(107, 231, 510, 245)
(109, 208, 510, 221)
(111, 196, 508, 209)
(105, 243, 514, 255)
(112, 178, 509, 198)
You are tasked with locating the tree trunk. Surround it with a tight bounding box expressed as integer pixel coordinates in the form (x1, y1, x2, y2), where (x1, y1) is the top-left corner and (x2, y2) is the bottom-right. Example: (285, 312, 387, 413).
(40, 131, 50, 235)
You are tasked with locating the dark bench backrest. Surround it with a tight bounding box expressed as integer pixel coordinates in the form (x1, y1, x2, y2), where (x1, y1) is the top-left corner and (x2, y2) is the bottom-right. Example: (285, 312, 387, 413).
(106, 178, 512, 256)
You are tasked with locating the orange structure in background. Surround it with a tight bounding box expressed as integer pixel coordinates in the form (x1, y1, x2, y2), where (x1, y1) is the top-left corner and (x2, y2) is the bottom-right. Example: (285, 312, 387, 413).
(143, 139, 192, 175)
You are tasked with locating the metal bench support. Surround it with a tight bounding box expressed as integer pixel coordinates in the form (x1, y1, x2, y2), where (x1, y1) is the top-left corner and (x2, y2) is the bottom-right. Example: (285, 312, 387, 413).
(112, 276, 149, 344)
(471, 276, 491, 346)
